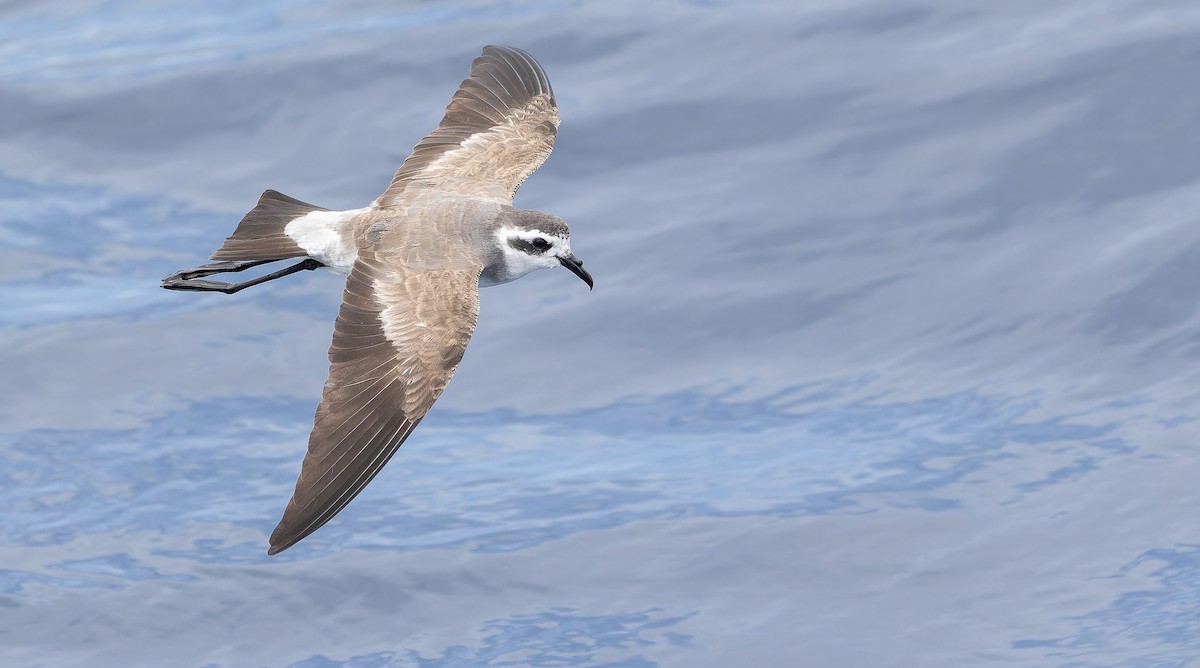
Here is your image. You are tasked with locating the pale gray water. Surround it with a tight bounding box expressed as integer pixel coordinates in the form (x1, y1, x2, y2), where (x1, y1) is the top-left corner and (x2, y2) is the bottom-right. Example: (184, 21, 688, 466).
(1, 1, 1198, 666)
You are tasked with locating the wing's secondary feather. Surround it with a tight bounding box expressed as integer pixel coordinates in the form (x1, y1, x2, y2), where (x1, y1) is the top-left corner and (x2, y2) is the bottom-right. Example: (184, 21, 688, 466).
(268, 252, 481, 554)
(378, 45, 558, 206)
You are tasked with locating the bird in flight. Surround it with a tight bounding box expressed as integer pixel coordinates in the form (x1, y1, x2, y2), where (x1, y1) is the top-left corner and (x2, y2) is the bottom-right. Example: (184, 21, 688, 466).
(162, 45, 591, 555)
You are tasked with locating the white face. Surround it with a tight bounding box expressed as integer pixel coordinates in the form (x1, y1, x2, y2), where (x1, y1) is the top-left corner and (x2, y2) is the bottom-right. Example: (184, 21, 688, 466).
(493, 227, 571, 283)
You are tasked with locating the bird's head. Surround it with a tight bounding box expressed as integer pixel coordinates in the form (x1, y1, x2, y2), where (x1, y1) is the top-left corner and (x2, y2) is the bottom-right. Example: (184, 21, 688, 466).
(486, 209, 592, 289)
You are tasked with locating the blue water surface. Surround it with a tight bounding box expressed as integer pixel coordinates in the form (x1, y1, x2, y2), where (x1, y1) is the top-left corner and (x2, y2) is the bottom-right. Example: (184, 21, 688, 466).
(1, 1, 1198, 666)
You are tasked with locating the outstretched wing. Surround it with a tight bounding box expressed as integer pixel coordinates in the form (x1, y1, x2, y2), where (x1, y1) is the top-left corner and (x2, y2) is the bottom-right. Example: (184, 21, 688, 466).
(377, 44, 559, 206)
(268, 250, 481, 555)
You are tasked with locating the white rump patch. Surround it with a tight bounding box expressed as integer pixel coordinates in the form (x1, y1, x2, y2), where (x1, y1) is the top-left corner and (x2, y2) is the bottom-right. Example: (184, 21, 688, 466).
(284, 207, 372, 275)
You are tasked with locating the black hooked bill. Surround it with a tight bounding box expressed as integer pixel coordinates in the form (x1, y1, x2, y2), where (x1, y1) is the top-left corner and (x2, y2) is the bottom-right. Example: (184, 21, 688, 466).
(559, 253, 593, 289)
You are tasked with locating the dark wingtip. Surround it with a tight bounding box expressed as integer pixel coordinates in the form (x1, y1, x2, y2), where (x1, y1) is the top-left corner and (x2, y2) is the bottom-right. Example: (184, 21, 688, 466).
(478, 44, 553, 102)
(267, 521, 295, 555)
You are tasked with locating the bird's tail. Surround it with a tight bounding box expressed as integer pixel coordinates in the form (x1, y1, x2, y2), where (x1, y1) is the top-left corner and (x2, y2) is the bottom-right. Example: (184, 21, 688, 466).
(209, 189, 328, 262)
(160, 189, 330, 294)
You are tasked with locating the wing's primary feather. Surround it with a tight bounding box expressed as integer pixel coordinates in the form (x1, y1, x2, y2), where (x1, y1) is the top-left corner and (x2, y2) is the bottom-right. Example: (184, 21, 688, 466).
(377, 45, 558, 206)
(268, 251, 481, 555)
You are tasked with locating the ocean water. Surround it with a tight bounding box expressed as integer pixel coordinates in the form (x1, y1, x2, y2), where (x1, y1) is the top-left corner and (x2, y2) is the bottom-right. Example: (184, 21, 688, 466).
(1, 1, 1198, 666)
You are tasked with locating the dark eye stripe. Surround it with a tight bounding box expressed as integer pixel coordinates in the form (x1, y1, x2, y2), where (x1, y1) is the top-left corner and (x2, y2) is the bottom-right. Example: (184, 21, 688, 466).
(509, 237, 548, 255)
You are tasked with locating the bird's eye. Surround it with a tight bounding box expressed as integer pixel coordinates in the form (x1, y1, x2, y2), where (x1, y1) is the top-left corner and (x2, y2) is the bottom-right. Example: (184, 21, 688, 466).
(531, 238, 551, 250)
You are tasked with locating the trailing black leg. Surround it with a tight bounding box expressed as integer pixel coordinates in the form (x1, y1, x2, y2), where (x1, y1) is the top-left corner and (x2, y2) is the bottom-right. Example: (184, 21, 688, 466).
(161, 258, 324, 294)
